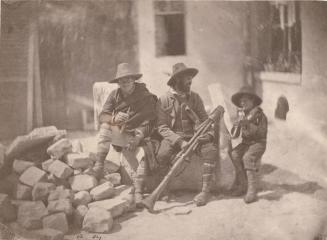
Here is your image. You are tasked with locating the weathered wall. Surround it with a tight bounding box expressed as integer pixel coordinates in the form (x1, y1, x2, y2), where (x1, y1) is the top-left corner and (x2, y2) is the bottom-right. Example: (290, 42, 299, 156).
(39, 0, 139, 129)
(137, 0, 247, 114)
(258, 2, 327, 136)
(0, 1, 33, 139)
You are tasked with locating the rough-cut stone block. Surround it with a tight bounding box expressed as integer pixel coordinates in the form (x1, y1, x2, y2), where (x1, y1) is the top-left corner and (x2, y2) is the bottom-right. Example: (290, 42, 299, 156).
(0, 173, 19, 196)
(17, 201, 48, 229)
(88, 198, 129, 218)
(12, 159, 35, 175)
(51, 130, 67, 144)
(48, 186, 73, 201)
(69, 175, 98, 192)
(73, 191, 92, 207)
(0, 193, 17, 222)
(15, 184, 32, 200)
(42, 212, 68, 234)
(73, 205, 88, 228)
(72, 140, 83, 153)
(42, 159, 55, 172)
(32, 182, 56, 201)
(115, 185, 132, 197)
(103, 149, 121, 174)
(19, 167, 46, 187)
(48, 199, 73, 216)
(74, 169, 83, 175)
(47, 138, 72, 160)
(33, 228, 64, 240)
(48, 160, 73, 179)
(5, 126, 61, 160)
(64, 153, 93, 169)
(90, 182, 115, 201)
(47, 174, 70, 189)
(104, 173, 121, 186)
(82, 207, 113, 233)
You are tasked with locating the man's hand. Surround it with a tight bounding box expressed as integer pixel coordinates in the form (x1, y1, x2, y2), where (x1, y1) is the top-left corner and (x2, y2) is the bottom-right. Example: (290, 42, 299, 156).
(126, 135, 142, 151)
(180, 140, 188, 150)
(113, 112, 129, 124)
(197, 133, 213, 145)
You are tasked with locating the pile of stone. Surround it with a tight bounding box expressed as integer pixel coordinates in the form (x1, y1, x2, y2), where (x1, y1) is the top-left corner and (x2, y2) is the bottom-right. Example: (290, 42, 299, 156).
(0, 126, 134, 240)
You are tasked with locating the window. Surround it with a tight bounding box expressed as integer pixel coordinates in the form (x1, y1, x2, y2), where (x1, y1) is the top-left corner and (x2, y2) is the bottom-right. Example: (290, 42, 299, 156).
(154, 1, 186, 56)
(259, 2, 301, 74)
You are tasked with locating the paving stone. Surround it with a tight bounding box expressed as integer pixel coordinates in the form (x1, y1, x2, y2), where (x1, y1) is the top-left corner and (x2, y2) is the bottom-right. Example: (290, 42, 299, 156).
(74, 169, 83, 175)
(82, 207, 113, 233)
(6, 126, 61, 159)
(12, 159, 35, 175)
(73, 205, 88, 228)
(64, 152, 93, 169)
(73, 191, 92, 206)
(48, 160, 73, 179)
(42, 159, 55, 172)
(15, 184, 32, 200)
(90, 182, 115, 201)
(17, 201, 48, 229)
(69, 175, 98, 192)
(47, 138, 72, 160)
(32, 182, 56, 201)
(104, 173, 121, 186)
(0, 193, 17, 222)
(71, 140, 83, 153)
(48, 186, 73, 201)
(19, 167, 47, 187)
(88, 197, 129, 218)
(42, 212, 68, 234)
(47, 199, 73, 216)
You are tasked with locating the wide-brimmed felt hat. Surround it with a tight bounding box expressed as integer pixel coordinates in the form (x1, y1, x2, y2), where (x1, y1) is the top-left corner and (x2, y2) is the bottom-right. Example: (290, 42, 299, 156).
(231, 85, 262, 107)
(167, 63, 198, 86)
(109, 63, 142, 84)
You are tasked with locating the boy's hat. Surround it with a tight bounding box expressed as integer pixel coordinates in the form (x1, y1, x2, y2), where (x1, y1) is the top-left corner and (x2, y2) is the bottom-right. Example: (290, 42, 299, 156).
(167, 63, 198, 86)
(109, 63, 142, 84)
(231, 85, 262, 107)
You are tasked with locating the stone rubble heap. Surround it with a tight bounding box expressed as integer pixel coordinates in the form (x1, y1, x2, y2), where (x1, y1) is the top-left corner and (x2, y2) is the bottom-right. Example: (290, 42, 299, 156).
(0, 126, 135, 240)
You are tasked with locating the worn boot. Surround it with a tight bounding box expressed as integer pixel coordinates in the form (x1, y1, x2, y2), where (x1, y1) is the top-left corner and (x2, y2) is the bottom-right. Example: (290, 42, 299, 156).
(194, 162, 215, 206)
(194, 174, 212, 206)
(230, 158, 247, 196)
(244, 170, 258, 204)
(134, 178, 144, 208)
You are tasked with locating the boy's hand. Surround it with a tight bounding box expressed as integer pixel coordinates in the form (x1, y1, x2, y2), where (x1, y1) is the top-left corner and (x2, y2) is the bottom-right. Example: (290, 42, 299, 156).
(126, 135, 142, 151)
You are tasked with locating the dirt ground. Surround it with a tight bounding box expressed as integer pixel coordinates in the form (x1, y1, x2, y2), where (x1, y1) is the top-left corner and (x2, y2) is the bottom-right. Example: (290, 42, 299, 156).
(62, 117, 327, 240)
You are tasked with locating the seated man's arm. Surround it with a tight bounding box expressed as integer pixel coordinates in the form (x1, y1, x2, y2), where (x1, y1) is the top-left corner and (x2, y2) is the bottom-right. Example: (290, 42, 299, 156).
(157, 101, 183, 147)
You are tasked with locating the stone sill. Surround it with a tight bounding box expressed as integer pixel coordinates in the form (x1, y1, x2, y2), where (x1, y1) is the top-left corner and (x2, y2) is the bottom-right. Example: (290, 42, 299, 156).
(256, 71, 301, 85)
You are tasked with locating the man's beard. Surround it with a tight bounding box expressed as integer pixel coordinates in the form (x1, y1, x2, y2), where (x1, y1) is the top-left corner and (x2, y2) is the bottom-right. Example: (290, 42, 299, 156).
(176, 80, 191, 93)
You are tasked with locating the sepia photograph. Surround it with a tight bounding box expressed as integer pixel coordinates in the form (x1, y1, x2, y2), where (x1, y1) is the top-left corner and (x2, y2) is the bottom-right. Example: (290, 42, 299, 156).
(0, 0, 326, 239)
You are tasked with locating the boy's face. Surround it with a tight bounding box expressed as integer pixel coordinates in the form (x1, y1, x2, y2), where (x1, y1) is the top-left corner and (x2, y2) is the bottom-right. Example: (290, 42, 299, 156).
(239, 95, 255, 112)
(118, 77, 135, 94)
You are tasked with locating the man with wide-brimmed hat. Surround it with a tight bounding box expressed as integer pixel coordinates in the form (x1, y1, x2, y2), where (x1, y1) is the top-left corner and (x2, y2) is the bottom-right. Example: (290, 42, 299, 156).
(230, 85, 268, 203)
(156, 62, 219, 206)
(88, 63, 158, 207)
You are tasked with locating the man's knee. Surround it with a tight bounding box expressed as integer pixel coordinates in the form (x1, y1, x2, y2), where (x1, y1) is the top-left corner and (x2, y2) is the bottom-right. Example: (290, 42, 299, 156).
(200, 143, 219, 163)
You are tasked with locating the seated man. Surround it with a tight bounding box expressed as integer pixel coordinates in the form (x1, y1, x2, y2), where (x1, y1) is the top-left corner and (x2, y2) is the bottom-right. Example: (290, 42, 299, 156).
(156, 62, 219, 206)
(88, 63, 157, 207)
